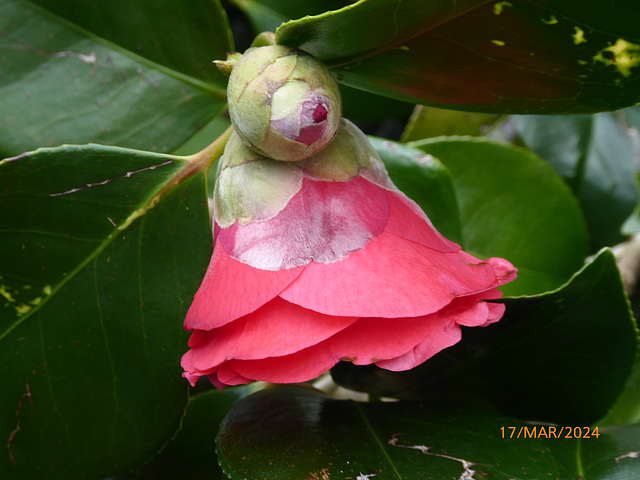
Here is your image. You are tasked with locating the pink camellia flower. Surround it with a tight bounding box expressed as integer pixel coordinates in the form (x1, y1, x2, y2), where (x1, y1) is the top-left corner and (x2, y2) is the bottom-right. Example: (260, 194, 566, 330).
(181, 119, 517, 389)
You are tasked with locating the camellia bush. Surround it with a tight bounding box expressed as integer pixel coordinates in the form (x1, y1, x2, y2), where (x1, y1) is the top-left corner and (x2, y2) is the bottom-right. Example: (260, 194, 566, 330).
(1, 1, 640, 479)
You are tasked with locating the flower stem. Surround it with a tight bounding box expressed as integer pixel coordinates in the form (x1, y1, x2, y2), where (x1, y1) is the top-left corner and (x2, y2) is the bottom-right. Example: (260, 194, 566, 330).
(146, 125, 232, 206)
(183, 124, 233, 172)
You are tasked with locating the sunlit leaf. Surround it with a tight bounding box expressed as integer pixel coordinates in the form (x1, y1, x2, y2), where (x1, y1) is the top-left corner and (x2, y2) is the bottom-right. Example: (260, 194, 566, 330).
(513, 111, 638, 249)
(400, 106, 502, 142)
(410, 136, 589, 296)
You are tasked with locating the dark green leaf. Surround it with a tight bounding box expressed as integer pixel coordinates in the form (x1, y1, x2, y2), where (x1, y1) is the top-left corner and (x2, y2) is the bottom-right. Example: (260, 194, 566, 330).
(472, 249, 638, 425)
(410, 136, 589, 296)
(333, 249, 638, 426)
(0, 145, 212, 479)
(276, 0, 640, 113)
(513, 112, 639, 249)
(600, 355, 640, 426)
(133, 385, 258, 480)
(340, 86, 414, 124)
(370, 137, 463, 244)
(218, 386, 640, 480)
(228, 0, 415, 124)
(0, 0, 232, 157)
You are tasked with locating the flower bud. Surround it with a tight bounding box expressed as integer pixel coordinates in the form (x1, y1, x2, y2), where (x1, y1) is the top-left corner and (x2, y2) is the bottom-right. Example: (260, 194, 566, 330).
(227, 45, 341, 161)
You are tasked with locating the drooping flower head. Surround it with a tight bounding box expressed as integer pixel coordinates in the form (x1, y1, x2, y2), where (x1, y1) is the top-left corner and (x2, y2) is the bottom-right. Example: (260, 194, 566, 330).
(181, 119, 517, 389)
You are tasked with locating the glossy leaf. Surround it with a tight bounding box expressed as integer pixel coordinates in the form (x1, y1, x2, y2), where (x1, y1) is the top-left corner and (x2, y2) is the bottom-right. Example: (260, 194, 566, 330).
(401, 106, 502, 142)
(229, 0, 350, 34)
(218, 386, 640, 480)
(276, 0, 640, 114)
(410, 137, 589, 296)
(600, 355, 640, 426)
(332, 249, 638, 426)
(130, 385, 259, 480)
(0, 0, 232, 157)
(470, 249, 637, 425)
(0, 145, 213, 479)
(513, 111, 639, 249)
(370, 137, 463, 244)
(340, 86, 414, 124)
(228, 0, 415, 124)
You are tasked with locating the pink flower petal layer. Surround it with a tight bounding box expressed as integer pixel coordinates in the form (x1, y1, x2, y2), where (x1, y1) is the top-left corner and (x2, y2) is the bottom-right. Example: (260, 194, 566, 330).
(325, 314, 443, 365)
(228, 344, 338, 385)
(185, 297, 358, 369)
(383, 190, 458, 252)
(183, 245, 303, 330)
(182, 163, 517, 389)
(280, 231, 502, 318)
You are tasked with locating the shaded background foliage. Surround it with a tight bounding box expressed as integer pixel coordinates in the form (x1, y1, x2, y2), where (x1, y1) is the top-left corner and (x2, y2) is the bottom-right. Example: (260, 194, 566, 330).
(1, 0, 639, 479)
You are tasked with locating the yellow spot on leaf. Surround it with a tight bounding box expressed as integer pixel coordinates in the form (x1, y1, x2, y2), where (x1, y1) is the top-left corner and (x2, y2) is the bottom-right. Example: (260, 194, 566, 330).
(43, 285, 52, 296)
(491, 40, 506, 46)
(16, 304, 32, 316)
(593, 38, 640, 77)
(542, 15, 558, 25)
(0, 285, 15, 303)
(493, 1, 512, 15)
(30, 297, 42, 306)
(573, 27, 587, 45)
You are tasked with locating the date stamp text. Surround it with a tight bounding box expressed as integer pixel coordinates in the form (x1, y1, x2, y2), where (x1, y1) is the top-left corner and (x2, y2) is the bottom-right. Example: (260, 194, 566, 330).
(500, 426, 600, 439)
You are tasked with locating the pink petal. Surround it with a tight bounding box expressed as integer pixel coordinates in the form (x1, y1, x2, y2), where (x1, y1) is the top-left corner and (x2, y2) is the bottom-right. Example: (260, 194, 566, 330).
(229, 343, 338, 384)
(183, 371, 201, 387)
(280, 231, 500, 318)
(325, 314, 443, 365)
(181, 350, 216, 386)
(296, 123, 326, 145)
(206, 373, 230, 390)
(214, 363, 253, 387)
(436, 294, 490, 328)
(484, 256, 518, 286)
(186, 297, 359, 370)
(375, 294, 508, 371)
(374, 319, 463, 371)
(384, 190, 459, 252)
(441, 289, 506, 327)
(485, 302, 506, 325)
(183, 244, 303, 330)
